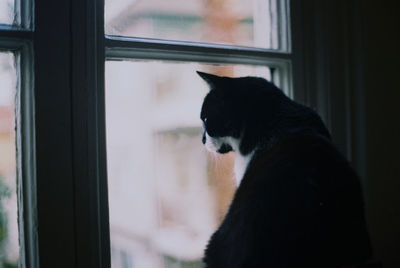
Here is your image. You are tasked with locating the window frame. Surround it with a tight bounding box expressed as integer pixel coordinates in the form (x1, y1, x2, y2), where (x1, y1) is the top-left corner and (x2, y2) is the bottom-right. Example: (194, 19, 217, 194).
(0, 21, 37, 268)
(0, 0, 360, 267)
(34, 0, 110, 267)
(105, 0, 293, 95)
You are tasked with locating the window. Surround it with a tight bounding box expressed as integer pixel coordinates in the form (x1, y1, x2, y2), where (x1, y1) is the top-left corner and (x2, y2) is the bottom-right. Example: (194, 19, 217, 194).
(106, 61, 274, 267)
(0, 0, 356, 267)
(105, 0, 288, 50)
(0, 1, 35, 267)
(105, 1, 291, 267)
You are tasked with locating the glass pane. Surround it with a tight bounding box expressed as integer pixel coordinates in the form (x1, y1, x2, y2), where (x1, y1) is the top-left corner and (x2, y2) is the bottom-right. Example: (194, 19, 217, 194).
(0, 53, 19, 267)
(0, 0, 15, 25)
(105, 0, 286, 50)
(106, 60, 272, 268)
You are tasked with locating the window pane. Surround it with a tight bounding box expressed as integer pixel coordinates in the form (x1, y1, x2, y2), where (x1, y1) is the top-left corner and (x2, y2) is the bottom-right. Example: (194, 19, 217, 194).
(106, 60, 272, 268)
(105, 0, 287, 50)
(0, 53, 19, 267)
(0, 0, 15, 25)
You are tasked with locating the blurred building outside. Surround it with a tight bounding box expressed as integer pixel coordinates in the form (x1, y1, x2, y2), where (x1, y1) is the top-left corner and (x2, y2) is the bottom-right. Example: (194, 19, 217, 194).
(0, 52, 19, 268)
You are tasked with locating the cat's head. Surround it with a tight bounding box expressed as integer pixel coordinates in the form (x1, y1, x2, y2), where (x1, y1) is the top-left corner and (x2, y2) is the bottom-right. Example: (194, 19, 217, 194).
(197, 71, 285, 155)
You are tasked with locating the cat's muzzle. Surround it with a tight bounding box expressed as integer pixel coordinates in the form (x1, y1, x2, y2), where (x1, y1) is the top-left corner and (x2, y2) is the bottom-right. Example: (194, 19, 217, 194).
(217, 143, 233, 154)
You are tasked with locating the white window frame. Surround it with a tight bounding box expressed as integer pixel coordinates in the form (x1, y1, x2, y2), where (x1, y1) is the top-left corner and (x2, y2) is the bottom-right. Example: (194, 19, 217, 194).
(0, 0, 360, 267)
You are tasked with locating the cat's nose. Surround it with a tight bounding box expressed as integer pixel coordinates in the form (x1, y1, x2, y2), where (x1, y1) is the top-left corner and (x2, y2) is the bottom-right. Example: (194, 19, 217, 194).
(202, 130, 206, 144)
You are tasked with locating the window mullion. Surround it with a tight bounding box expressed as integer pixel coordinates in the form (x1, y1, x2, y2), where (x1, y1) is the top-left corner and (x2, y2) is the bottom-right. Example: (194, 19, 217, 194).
(106, 35, 292, 65)
(0, 26, 33, 46)
(105, 35, 293, 97)
(14, 0, 33, 29)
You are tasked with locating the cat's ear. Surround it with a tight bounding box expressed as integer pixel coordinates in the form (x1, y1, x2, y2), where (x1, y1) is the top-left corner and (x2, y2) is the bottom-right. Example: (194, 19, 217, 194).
(196, 71, 223, 90)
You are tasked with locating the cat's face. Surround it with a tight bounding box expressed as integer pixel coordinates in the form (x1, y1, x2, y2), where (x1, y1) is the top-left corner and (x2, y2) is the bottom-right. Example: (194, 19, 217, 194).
(198, 72, 243, 154)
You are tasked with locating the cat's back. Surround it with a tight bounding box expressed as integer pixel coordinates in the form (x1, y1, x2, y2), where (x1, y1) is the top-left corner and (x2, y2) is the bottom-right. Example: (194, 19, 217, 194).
(204, 134, 372, 268)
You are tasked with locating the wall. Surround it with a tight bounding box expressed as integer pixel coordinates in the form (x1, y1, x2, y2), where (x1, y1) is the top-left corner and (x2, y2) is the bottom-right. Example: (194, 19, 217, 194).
(358, 1, 400, 267)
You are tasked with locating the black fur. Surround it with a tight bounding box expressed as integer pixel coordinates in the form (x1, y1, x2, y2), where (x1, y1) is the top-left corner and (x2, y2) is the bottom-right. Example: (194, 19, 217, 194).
(198, 72, 372, 267)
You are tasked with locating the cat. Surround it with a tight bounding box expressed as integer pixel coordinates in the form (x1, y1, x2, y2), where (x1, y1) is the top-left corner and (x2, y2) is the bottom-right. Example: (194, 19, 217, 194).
(197, 71, 372, 268)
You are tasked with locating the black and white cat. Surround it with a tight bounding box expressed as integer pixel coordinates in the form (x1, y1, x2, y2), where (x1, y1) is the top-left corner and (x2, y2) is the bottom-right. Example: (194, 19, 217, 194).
(197, 71, 372, 268)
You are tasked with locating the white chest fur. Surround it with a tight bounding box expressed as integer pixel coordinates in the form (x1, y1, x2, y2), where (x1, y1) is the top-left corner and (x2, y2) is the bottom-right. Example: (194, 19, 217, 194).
(234, 151, 254, 186)
(203, 132, 254, 186)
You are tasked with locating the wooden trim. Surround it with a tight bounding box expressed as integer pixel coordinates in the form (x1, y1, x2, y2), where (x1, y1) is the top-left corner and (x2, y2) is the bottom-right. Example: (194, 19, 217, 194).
(106, 35, 292, 63)
(34, 0, 76, 266)
(71, 0, 110, 267)
(14, 0, 34, 29)
(0, 26, 32, 43)
(15, 41, 39, 268)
